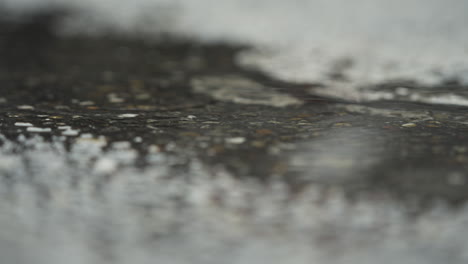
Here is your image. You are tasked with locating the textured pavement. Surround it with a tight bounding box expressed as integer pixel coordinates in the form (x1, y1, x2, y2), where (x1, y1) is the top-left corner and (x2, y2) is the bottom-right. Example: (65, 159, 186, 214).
(2, 9, 468, 264)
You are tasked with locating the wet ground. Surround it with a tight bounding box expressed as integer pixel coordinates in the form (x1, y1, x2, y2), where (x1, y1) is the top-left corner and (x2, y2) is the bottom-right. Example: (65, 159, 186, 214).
(2, 12, 468, 264)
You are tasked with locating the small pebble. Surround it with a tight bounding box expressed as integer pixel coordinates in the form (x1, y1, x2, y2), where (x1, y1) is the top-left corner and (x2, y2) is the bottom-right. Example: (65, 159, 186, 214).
(17, 105, 34, 110)
(26, 127, 52, 133)
(225, 137, 246, 144)
(402, 123, 417, 128)
(14, 122, 33, 127)
(118, 113, 139, 118)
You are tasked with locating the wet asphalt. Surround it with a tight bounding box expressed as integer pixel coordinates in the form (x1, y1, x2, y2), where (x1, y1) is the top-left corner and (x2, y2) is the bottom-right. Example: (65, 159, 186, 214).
(2, 20, 468, 206)
(2, 11, 468, 263)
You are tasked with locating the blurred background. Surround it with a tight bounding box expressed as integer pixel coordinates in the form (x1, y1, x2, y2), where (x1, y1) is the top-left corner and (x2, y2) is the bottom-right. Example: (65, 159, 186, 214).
(2, 0, 468, 97)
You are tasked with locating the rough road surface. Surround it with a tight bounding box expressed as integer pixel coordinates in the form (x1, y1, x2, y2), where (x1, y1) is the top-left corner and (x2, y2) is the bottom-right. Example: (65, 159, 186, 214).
(2, 9, 468, 264)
